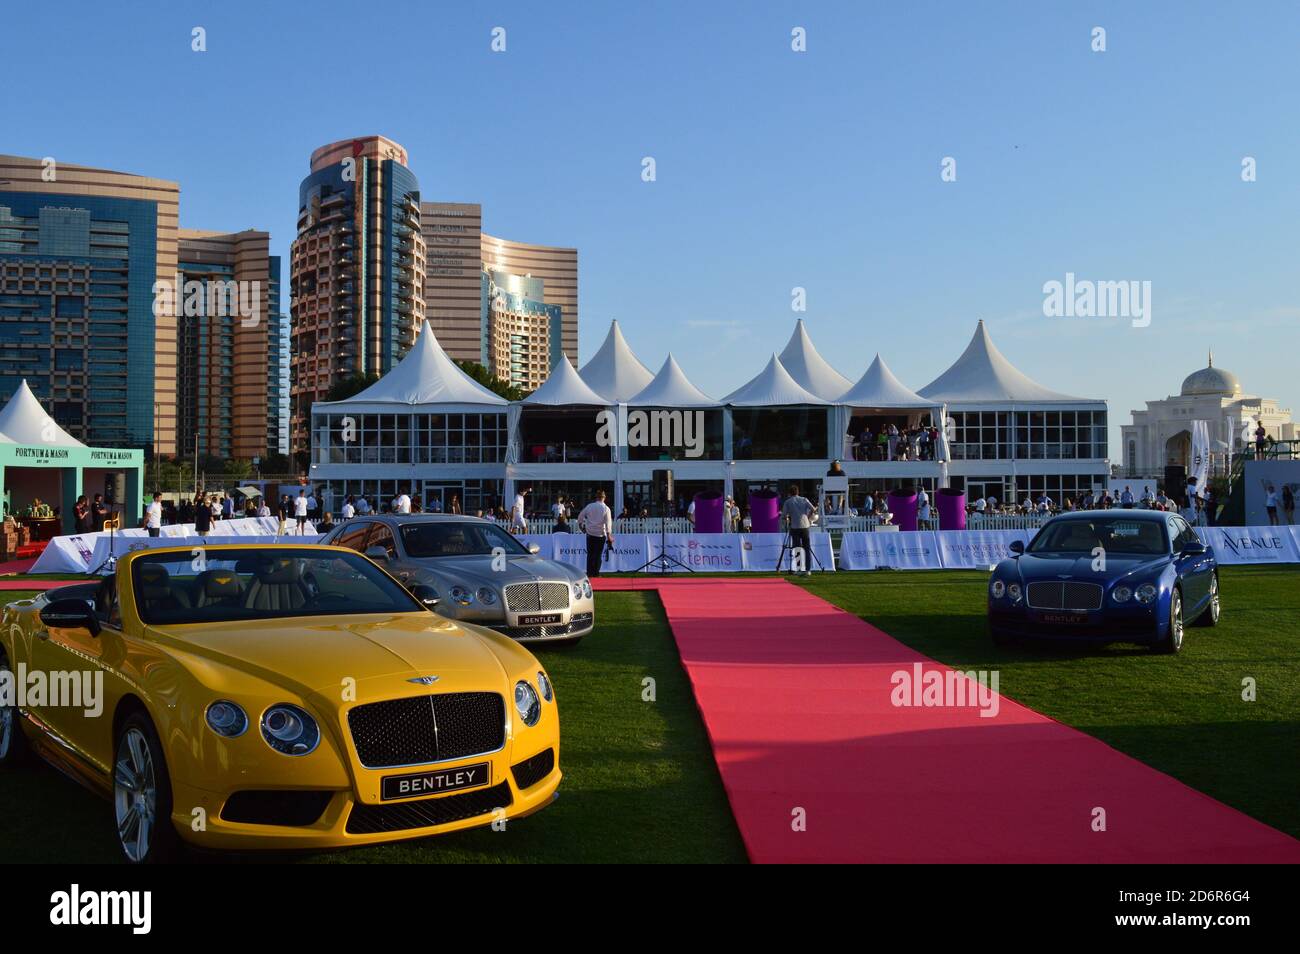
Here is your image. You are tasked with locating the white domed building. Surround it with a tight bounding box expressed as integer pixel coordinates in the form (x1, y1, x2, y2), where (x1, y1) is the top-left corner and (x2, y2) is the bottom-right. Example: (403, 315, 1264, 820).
(1121, 352, 1296, 477)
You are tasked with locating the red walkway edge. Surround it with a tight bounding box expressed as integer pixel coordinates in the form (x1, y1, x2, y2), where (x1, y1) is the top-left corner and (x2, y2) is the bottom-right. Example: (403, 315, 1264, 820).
(595, 576, 1300, 864)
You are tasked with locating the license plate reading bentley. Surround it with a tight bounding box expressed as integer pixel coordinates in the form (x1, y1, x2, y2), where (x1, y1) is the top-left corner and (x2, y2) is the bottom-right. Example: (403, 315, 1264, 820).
(519, 613, 561, 625)
(381, 761, 491, 800)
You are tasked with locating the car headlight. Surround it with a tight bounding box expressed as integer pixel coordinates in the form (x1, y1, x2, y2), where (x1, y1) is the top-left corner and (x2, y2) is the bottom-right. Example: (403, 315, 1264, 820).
(205, 700, 248, 738)
(475, 586, 497, 605)
(1113, 585, 1133, 603)
(582, 578, 593, 599)
(449, 584, 474, 605)
(991, 579, 1006, 598)
(572, 580, 583, 600)
(1135, 583, 1158, 604)
(261, 703, 320, 756)
(1007, 583, 1022, 603)
(537, 670, 553, 702)
(514, 680, 541, 727)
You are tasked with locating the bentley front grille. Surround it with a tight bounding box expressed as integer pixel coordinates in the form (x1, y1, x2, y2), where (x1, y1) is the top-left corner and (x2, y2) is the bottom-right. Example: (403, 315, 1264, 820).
(1026, 581, 1104, 611)
(347, 692, 506, 768)
(504, 582, 571, 613)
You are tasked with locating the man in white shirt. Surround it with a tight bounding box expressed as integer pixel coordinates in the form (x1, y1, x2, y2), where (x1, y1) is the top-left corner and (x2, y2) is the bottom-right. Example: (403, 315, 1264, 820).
(551, 496, 570, 532)
(576, 490, 613, 576)
(341, 498, 356, 520)
(973, 496, 987, 513)
(145, 493, 163, 537)
(355, 496, 371, 515)
(294, 490, 310, 534)
(393, 489, 412, 515)
(511, 487, 530, 533)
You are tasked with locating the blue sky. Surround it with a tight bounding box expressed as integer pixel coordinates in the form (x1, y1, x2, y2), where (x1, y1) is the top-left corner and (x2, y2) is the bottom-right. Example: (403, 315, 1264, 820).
(5, 0, 1299, 453)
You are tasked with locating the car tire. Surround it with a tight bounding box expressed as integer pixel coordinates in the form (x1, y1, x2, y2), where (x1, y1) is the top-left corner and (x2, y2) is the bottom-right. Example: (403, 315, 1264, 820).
(1153, 588, 1185, 654)
(1193, 573, 1220, 627)
(112, 711, 180, 864)
(0, 651, 30, 766)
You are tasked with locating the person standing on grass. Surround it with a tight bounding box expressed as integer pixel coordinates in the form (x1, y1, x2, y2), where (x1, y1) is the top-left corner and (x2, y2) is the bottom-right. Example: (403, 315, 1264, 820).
(294, 490, 310, 534)
(576, 489, 613, 577)
(341, 496, 356, 521)
(194, 491, 212, 538)
(1265, 484, 1279, 526)
(145, 493, 163, 538)
(781, 483, 816, 577)
(511, 486, 530, 534)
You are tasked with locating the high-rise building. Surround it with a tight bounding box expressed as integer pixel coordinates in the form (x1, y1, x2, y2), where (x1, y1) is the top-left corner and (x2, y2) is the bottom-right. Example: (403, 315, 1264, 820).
(421, 201, 578, 385)
(0, 154, 179, 452)
(483, 269, 561, 392)
(176, 228, 284, 460)
(290, 136, 426, 450)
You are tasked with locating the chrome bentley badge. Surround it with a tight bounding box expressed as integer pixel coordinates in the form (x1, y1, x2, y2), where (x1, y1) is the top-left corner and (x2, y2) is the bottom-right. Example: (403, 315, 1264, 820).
(407, 675, 440, 685)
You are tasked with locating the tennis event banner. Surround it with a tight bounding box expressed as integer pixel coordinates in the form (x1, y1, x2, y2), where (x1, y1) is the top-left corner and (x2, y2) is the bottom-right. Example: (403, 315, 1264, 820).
(740, 532, 836, 572)
(838, 531, 943, 570)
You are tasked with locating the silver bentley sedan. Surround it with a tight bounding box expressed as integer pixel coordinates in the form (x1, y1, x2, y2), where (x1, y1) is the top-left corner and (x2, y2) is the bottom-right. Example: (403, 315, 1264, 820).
(320, 514, 595, 645)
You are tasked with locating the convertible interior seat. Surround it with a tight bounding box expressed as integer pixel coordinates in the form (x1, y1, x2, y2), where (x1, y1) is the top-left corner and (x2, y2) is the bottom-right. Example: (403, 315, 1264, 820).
(243, 559, 310, 612)
(138, 564, 193, 614)
(194, 569, 245, 610)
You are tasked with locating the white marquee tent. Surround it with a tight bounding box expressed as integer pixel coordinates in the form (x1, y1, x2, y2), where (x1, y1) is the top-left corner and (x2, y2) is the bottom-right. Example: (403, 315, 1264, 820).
(778, 320, 853, 402)
(578, 320, 654, 402)
(628, 355, 717, 407)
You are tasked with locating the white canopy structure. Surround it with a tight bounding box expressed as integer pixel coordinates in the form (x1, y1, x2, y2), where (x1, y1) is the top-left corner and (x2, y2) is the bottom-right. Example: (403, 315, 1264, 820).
(778, 320, 852, 401)
(0, 380, 85, 446)
(722, 354, 828, 406)
(838, 354, 933, 407)
(627, 355, 717, 407)
(522, 354, 609, 406)
(578, 320, 654, 402)
(316, 319, 506, 410)
(919, 320, 1087, 405)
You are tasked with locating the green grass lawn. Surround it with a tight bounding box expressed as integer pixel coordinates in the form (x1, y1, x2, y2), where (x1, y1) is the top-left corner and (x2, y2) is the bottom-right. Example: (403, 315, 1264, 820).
(798, 565, 1300, 839)
(0, 589, 746, 864)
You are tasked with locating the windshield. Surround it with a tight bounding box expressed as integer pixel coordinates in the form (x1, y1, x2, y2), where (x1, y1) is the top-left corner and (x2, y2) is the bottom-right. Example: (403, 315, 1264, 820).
(1028, 518, 1168, 556)
(400, 521, 530, 558)
(132, 549, 424, 625)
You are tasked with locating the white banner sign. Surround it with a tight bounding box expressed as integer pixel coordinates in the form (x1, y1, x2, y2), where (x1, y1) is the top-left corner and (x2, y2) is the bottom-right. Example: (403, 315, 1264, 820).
(739, 532, 835, 572)
(1200, 526, 1300, 564)
(936, 529, 1034, 569)
(837, 531, 943, 570)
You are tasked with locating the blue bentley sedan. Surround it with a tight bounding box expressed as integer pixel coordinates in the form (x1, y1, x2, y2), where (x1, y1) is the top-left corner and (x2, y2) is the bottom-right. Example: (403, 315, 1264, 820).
(987, 510, 1219, 653)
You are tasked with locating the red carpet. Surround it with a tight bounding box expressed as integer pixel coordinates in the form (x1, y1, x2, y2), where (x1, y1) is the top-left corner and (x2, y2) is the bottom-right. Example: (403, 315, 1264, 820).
(595, 576, 1300, 863)
(0, 579, 78, 591)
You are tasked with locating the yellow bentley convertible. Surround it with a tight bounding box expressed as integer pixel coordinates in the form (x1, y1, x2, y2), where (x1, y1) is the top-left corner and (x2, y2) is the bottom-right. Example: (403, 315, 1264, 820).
(0, 545, 561, 863)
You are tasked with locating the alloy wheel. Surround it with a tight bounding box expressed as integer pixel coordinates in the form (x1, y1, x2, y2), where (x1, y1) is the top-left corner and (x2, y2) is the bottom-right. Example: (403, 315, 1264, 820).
(114, 727, 157, 863)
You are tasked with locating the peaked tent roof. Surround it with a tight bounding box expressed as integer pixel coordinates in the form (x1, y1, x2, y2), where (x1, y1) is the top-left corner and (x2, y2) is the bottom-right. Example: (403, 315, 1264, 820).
(838, 354, 934, 407)
(918, 320, 1092, 404)
(627, 355, 717, 407)
(0, 380, 85, 446)
(577, 320, 654, 402)
(319, 320, 506, 407)
(522, 354, 609, 406)
(778, 320, 853, 401)
(721, 354, 829, 406)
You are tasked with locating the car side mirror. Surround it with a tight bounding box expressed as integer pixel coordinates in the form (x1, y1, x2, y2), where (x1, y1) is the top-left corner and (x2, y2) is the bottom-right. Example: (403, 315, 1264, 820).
(1009, 540, 1025, 555)
(1181, 541, 1207, 556)
(364, 545, 389, 562)
(40, 598, 100, 636)
(527, 543, 540, 555)
(410, 583, 440, 608)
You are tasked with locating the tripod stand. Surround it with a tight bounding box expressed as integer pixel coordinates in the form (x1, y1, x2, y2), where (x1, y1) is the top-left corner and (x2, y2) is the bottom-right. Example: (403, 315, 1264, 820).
(775, 526, 825, 573)
(632, 503, 694, 574)
(90, 504, 120, 575)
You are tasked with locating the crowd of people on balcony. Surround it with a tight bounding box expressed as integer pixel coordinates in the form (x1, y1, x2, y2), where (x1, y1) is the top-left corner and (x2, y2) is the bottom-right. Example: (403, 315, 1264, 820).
(847, 423, 941, 462)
